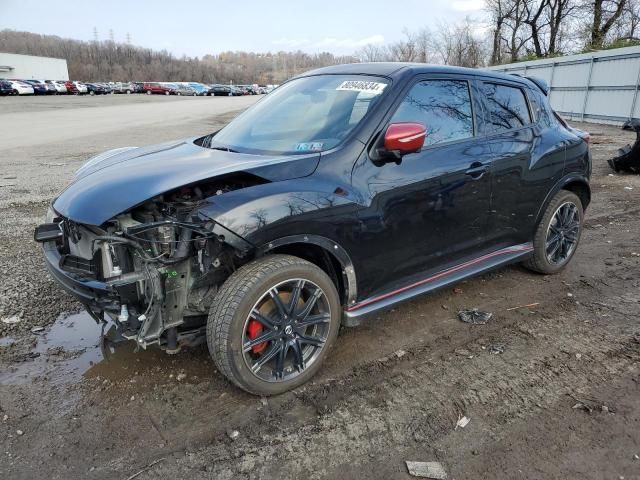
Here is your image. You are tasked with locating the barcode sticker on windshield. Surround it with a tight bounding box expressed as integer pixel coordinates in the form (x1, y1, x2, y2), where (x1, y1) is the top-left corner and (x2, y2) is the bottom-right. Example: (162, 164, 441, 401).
(336, 80, 386, 95)
(295, 142, 323, 152)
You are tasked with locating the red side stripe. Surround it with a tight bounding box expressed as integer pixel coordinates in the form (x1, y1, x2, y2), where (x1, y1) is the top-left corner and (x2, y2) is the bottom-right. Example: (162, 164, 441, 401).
(346, 245, 533, 312)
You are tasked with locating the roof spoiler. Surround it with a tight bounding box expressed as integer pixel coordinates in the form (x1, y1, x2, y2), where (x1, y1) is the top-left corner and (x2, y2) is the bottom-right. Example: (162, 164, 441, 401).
(508, 73, 550, 96)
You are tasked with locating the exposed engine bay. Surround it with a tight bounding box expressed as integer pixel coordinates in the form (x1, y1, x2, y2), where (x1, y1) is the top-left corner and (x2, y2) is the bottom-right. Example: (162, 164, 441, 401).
(39, 175, 265, 352)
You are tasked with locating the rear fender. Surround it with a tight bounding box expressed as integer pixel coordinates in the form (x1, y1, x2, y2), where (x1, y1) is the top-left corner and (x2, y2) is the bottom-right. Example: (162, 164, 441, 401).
(534, 173, 591, 232)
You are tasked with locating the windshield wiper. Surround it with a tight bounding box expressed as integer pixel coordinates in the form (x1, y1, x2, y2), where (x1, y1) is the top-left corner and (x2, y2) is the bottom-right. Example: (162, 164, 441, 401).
(209, 145, 239, 153)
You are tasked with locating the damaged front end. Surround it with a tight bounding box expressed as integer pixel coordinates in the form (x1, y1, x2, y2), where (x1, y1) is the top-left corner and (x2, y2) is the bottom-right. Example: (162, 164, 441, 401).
(35, 178, 257, 352)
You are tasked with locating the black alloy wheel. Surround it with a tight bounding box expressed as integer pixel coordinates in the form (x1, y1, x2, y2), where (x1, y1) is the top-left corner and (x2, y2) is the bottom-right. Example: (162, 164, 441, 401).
(545, 201, 580, 265)
(207, 254, 341, 395)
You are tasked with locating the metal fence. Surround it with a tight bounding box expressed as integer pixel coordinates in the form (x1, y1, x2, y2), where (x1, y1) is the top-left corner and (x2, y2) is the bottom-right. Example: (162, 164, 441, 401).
(486, 45, 640, 125)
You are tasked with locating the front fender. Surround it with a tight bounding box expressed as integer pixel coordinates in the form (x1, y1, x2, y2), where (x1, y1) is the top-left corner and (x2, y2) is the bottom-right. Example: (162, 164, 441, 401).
(197, 177, 362, 248)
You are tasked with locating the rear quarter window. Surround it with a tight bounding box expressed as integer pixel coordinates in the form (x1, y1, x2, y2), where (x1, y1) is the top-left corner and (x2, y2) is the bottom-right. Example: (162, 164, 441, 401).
(483, 83, 532, 133)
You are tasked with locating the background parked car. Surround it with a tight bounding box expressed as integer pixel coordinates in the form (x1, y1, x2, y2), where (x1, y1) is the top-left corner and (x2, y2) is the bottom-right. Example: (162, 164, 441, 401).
(22, 80, 49, 95)
(143, 82, 172, 95)
(85, 83, 107, 95)
(9, 80, 34, 95)
(166, 83, 197, 96)
(0, 80, 13, 95)
(73, 81, 88, 94)
(44, 80, 67, 94)
(132, 82, 145, 93)
(208, 84, 230, 96)
(185, 82, 209, 95)
(111, 82, 135, 94)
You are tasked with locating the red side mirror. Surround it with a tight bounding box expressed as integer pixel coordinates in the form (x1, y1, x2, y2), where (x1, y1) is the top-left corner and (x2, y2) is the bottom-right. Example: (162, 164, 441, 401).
(384, 122, 426, 155)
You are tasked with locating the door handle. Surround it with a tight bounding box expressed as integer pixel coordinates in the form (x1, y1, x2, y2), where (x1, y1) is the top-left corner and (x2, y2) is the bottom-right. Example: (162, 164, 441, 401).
(466, 162, 489, 179)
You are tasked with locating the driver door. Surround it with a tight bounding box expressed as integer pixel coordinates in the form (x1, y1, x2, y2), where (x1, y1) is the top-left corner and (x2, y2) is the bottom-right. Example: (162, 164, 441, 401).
(352, 76, 495, 298)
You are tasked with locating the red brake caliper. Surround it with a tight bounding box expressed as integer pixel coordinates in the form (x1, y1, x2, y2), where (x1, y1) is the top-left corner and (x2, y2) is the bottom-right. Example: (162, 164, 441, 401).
(247, 319, 268, 354)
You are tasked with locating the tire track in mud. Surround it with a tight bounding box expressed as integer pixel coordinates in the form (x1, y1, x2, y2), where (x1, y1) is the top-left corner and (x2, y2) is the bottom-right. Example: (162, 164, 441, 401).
(136, 310, 639, 480)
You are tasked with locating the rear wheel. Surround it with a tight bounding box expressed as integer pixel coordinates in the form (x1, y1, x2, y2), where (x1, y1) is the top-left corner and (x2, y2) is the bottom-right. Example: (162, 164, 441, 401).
(207, 254, 341, 395)
(524, 190, 583, 274)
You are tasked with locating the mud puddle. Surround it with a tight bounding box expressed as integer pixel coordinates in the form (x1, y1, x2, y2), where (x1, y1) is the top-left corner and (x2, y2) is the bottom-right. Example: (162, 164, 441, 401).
(0, 311, 214, 386)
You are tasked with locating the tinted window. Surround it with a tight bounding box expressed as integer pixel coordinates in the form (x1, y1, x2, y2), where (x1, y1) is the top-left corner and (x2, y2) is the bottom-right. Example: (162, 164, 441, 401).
(483, 83, 531, 132)
(390, 80, 474, 147)
(528, 90, 552, 128)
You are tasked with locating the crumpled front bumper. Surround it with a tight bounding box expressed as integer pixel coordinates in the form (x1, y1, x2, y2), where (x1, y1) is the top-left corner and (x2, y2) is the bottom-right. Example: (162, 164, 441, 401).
(42, 240, 119, 310)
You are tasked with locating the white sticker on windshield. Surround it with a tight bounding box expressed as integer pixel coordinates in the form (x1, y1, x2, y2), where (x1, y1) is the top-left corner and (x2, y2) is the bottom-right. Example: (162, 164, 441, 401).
(295, 142, 323, 152)
(336, 80, 386, 95)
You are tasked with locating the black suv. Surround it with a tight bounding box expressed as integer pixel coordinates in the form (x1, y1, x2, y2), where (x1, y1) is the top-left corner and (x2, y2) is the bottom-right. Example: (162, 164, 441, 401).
(35, 63, 591, 395)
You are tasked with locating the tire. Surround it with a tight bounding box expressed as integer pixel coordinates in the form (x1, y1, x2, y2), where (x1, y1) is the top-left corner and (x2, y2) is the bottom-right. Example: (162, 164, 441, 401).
(207, 254, 341, 396)
(146, 90, 151, 95)
(523, 190, 584, 274)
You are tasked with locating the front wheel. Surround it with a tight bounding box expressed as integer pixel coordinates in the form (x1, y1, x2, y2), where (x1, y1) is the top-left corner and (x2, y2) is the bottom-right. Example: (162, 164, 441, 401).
(207, 254, 341, 396)
(524, 190, 584, 274)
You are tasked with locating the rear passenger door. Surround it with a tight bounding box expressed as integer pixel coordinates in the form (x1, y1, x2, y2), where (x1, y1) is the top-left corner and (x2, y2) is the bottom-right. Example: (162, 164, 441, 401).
(479, 81, 539, 246)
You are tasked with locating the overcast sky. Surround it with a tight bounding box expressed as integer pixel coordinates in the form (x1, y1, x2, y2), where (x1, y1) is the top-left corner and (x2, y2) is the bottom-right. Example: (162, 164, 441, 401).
(1, 0, 486, 57)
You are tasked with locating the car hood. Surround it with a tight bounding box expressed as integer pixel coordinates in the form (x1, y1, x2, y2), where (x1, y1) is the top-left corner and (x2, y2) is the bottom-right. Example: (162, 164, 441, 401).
(53, 138, 320, 225)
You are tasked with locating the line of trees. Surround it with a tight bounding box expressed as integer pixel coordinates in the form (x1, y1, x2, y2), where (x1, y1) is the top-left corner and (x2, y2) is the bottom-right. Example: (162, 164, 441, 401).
(0, 30, 356, 83)
(1, 1, 639, 83)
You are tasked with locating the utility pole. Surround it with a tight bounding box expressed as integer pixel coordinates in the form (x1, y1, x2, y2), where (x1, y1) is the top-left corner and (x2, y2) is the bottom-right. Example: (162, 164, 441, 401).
(126, 32, 132, 45)
(93, 27, 98, 42)
(109, 29, 115, 43)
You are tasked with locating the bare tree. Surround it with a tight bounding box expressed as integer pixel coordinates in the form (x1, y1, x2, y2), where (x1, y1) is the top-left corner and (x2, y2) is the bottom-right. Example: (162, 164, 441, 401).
(355, 44, 388, 62)
(434, 18, 488, 67)
(588, 0, 627, 48)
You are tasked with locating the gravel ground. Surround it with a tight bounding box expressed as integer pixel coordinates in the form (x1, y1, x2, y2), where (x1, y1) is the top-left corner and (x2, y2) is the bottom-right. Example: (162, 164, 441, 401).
(0, 95, 638, 480)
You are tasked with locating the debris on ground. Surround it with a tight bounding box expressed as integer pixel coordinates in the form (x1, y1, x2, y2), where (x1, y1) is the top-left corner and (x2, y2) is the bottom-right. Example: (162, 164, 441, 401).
(608, 119, 640, 173)
(176, 373, 187, 381)
(506, 302, 540, 311)
(30, 326, 44, 334)
(125, 458, 166, 480)
(227, 429, 240, 441)
(489, 344, 506, 355)
(572, 401, 594, 413)
(568, 394, 614, 414)
(405, 461, 448, 479)
(394, 349, 407, 358)
(458, 309, 492, 325)
(1, 315, 21, 324)
(455, 415, 470, 429)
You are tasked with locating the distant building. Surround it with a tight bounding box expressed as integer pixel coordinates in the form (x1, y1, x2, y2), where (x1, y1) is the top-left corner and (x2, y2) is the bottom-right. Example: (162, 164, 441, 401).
(0, 52, 69, 80)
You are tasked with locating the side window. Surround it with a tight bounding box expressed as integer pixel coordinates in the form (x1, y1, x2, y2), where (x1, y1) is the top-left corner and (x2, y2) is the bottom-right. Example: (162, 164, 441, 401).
(390, 79, 474, 147)
(483, 83, 532, 133)
(528, 90, 553, 128)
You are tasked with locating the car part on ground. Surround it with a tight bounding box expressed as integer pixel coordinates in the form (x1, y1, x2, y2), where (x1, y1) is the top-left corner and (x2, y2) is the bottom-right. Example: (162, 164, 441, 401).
(608, 119, 640, 174)
(35, 64, 591, 395)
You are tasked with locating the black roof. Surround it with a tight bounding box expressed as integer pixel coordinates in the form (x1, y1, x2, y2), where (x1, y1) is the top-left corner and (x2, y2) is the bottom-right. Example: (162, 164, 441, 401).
(300, 62, 534, 87)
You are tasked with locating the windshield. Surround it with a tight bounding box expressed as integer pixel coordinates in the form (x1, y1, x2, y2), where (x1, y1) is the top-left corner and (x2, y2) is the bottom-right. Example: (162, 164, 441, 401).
(208, 74, 389, 155)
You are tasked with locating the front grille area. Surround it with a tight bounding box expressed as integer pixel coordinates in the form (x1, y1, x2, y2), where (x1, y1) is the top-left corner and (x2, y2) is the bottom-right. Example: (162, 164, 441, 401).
(59, 253, 100, 278)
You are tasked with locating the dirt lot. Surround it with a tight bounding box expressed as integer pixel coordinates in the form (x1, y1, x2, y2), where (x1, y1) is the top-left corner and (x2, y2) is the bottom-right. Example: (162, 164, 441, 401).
(0, 95, 638, 480)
